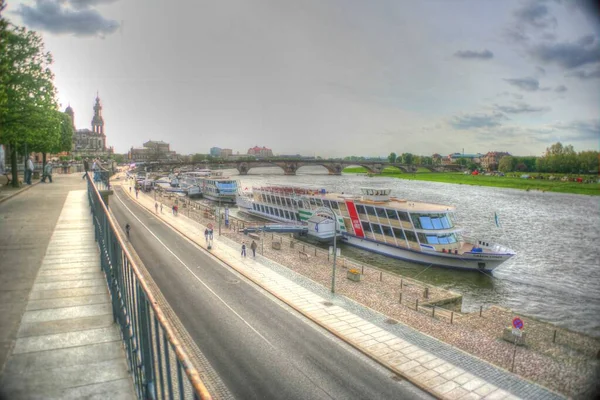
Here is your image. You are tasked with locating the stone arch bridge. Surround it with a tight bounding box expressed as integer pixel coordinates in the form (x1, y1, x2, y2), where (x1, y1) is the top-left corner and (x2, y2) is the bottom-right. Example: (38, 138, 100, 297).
(144, 159, 462, 175)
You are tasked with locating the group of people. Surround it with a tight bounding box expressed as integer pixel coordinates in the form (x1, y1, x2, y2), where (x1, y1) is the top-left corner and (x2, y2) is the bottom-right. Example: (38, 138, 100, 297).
(241, 240, 258, 258)
(23, 156, 54, 185)
(82, 158, 104, 182)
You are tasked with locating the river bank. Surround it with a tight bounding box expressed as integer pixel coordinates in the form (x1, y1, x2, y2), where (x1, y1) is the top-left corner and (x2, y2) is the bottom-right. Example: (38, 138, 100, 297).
(343, 167, 600, 196)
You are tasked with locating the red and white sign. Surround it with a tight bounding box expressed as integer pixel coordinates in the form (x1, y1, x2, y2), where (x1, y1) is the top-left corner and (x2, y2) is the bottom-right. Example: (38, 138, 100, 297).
(345, 200, 364, 238)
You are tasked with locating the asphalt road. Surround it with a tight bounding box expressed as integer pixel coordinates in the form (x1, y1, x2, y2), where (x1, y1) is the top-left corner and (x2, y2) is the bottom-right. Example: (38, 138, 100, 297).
(110, 187, 431, 400)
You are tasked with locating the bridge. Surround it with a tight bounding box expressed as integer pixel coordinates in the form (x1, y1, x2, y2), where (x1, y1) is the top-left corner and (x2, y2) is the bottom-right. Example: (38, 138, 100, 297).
(142, 159, 463, 175)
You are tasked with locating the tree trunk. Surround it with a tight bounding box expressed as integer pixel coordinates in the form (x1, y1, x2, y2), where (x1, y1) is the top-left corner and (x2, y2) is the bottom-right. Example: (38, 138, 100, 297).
(10, 143, 19, 188)
(42, 152, 47, 170)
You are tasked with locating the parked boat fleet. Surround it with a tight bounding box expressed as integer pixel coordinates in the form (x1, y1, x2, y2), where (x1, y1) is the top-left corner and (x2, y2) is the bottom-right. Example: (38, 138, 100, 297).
(137, 170, 515, 272)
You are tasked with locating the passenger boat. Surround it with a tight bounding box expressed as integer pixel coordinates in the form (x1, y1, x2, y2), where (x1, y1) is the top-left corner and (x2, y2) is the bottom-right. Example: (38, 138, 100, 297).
(179, 172, 205, 198)
(236, 185, 515, 271)
(198, 171, 240, 204)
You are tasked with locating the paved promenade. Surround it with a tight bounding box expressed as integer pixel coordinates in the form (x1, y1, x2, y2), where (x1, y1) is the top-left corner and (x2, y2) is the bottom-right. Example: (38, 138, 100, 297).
(0, 174, 134, 399)
(124, 178, 564, 400)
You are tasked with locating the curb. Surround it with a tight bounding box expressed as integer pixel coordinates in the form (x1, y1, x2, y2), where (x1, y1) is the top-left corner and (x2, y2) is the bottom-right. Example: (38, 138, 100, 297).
(0, 181, 40, 205)
(119, 182, 444, 399)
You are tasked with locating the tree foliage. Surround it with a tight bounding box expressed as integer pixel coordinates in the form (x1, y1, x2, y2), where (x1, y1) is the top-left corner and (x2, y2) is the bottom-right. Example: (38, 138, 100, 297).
(388, 152, 397, 164)
(0, 11, 61, 186)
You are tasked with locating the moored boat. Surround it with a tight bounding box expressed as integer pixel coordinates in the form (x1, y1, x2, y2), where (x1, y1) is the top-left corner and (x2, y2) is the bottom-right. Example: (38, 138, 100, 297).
(236, 185, 515, 272)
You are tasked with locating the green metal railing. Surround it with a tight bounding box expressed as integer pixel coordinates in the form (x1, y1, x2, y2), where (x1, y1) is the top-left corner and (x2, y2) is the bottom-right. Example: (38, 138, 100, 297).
(86, 174, 212, 400)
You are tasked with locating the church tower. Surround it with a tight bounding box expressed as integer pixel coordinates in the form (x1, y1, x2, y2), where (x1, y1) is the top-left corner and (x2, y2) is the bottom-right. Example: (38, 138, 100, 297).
(64, 104, 75, 130)
(91, 94, 106, 150)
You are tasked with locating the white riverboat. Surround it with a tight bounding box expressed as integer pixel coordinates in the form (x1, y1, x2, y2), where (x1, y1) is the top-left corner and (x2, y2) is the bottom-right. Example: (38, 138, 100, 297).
(198, 171, 240, 204)
(236, 185, 515, 272)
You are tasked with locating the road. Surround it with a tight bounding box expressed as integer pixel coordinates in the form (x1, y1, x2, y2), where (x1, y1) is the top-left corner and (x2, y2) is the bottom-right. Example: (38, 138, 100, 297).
(110, 186, 431, 400)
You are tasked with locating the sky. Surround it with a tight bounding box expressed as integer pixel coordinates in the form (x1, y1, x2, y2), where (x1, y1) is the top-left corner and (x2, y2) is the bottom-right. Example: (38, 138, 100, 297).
(6, 0, 600, 157)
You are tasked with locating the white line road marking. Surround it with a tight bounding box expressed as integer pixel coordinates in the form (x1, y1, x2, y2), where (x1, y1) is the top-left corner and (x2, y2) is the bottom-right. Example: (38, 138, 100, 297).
(114, 189, 275, 348)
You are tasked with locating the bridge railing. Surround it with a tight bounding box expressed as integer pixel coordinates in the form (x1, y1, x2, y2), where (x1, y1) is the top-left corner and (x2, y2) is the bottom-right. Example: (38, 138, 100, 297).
(86, 175, 212, 400)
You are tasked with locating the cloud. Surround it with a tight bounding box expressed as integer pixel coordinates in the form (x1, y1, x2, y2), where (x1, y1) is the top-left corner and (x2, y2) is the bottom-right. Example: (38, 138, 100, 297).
(553, 119, 600, 140)
(566, 67, 600, 80)
(453, 49, 494, 60)
(497, 92, 524, 100)
(535, 66, 546, 76)
(450, 112, 507, 130)
(554, 84, 568, 92)
(16, 0, 119, 36)
(503, 76, 544, 91)
(528, 36, 600, 69)
(494, 102, 551, 114)
(69, 0, 117, 9)
(514, 2, 557, 29)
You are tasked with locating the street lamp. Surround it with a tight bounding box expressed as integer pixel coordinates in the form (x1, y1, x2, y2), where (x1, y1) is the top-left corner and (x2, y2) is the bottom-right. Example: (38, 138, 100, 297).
(327, 206, 338, 294)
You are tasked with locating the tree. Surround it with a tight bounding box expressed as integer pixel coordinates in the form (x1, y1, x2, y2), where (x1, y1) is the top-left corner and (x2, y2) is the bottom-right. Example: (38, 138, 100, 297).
(0, 18, 59, 187)
(456, 157, 468, 166)
(578, 151, 599, 173)
(421, 156, 433, 165)
(111, 153, 126, 164)
(401, 153, 414, 165)
(388, 152, 397, 164)
(498, 156, 515, 172)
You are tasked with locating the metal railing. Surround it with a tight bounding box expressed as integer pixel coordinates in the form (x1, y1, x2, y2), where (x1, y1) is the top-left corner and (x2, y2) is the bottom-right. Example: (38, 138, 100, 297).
(86, 175, 212, 400)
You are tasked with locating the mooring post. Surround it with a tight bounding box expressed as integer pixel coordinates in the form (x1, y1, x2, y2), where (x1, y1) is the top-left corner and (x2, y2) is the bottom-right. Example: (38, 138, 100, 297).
(400, 279, 403, 289)
(553, 330, 557, 343)
(450, 311, 454, 324)
(480, 306, 483, 317)
(361, 265, 364, 274)
(432, 306, 436, 318)
(314, 247, 317, 256)
(424, 287, 429, 299)
(379, 272, 383, 281)
(303, 245, 305, 252)
(399, 292, 402, 304)
(415, 299, 419, 310)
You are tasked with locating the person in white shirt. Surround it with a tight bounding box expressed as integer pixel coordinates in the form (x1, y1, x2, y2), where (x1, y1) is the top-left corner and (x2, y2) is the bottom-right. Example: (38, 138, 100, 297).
(25, 156, 34, 185)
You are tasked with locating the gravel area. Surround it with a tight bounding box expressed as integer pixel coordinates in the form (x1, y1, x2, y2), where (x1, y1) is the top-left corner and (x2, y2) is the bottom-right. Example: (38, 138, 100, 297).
(159, 193, 600, 399)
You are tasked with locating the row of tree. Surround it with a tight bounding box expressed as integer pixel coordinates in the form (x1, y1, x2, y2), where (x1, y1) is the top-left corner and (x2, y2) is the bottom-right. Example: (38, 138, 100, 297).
(498, 143, 598, 174)
(0, 0, 73, 187)
(386, 152, 434, 165)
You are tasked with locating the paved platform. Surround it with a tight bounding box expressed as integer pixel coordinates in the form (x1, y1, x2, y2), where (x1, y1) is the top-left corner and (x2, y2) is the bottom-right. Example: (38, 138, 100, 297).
(0, 175, 135, 399)
(124, 177, 564, 400)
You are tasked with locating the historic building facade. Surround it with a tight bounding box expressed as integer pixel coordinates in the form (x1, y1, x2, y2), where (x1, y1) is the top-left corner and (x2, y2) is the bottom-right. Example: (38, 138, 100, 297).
(66, 95, 113, 158)
(128, 140, 178, 162)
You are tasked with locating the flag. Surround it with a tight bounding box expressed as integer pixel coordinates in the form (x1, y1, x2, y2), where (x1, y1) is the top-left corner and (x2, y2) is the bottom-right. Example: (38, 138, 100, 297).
(494, 212, 500, 228)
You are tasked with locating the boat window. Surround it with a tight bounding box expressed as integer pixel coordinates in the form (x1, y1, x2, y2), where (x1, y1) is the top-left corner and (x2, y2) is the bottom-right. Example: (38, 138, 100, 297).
(419, 216, 434, 229)
(286, 198, 292, 207)
(322, 200, 330, 209)
(392, 227, 405, 240)
(438, 236, 449, 244)
(381, 225, 393, 237)
(260, 205, 266, 213)
(417, 233, 427, 243)
(253, 204, 257, 211)
(310, 198, 317, 206)
(405, 230, 417, 242)
(372, 224, 383, 235)
(297, 200, 304, 208)
(411, 215, 422, 229)
(295, 213, 301, 221)
(426, 235, 439, 244)
(315, 198, 323, 207)
(365, 206, 377, 216)
(441, 216, 451, 229)
(397, 211, 410, 222)
(285, 211, 291, 219)
(361, 221, 372, 233)
(376, 207, 387, 218)
(356, 205, 365, 214)
(269, 207, 275, 215)
(447, 234, 457, 243)
(331, 201, 339, 209)
(431, 217, 443, 230)
(386, 209, 397, 219)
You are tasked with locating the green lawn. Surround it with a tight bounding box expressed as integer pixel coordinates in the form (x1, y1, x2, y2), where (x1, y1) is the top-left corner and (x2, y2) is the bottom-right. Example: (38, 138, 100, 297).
(343, 167, 600, 195)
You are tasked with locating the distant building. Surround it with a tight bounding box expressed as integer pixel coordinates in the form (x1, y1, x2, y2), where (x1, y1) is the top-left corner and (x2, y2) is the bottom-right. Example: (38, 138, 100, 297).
(129, 140, 178, 162)
(442, 152, 484, 165)
(481, 151, 511, 171)
(210, 147, 222, 157)
(432, 153, 443, 164)
(67, 95, 114, 158)
(221, 148, 233, 158)
(247, 146, 273, 158)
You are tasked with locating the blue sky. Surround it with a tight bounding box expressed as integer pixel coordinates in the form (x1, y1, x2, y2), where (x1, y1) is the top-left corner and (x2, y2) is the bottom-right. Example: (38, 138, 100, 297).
(7, 0, 600, 157)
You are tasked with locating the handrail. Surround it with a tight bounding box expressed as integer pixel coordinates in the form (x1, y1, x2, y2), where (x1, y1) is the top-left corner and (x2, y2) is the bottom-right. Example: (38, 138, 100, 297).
(87, 173, 212, 399)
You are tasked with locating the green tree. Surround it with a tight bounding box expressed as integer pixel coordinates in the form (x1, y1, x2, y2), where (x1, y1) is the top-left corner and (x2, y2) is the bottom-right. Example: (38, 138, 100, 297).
(0, 19, 59, 187)
(401, 153, 414, 165)
(191, 153, 206, 163)
(111, 153, 126, 164)
(456, 157, 468, 166)
(578, 151, 599, 173)
(498, 156, 515, 172)
(420, 156, 433, 165)
(388, 152, 397, 164)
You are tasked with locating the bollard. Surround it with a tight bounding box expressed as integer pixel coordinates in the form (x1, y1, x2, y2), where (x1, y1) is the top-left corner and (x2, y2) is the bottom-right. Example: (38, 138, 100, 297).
(415, 299, 419, 310)
(553, 330, 557, 343)
(303, 245, 305, 252)
(424, 287, 429, 299)
(400, 279, 403, 289)
(361, 265, 364, 274)
(314, 248, 317, 256)
(450, 311, 454, 324)
(399, 292, 402, 304)
(479, 306, 483, 317)
(432, 306, 436, 318)
(380, 272, 383, 281)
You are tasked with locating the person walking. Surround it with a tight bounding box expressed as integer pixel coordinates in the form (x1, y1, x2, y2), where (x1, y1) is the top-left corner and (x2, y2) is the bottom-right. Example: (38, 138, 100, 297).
(241, 242, 246, 257)
(160, 203, 163, 213)
(41, 161, 53, 183)
(250, 240, 257, 258)
(91, 159, 99, 182)
(135, 187, 139, 199)
(209, 229, 213, 240)
(204, 228, 209, 242)
(155, 202, 158, 213)
(25, 156, 34, 185)
(172, 205, 176, 215)
(174, 205, 178, 216)
(82, 158, 89, 179)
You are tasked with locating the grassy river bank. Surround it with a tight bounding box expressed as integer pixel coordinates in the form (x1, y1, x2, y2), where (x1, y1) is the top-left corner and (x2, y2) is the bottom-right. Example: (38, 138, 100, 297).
(343, 167, 600, 196)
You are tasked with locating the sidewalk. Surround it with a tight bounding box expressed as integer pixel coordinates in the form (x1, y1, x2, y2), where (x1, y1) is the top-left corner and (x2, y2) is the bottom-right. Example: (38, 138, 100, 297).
(0, 174, 134, 399)
(124, 178, 564, 400)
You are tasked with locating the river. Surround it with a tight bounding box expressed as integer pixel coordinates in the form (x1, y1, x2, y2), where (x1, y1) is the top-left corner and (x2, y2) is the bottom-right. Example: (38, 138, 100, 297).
(213, 166, 600, 337)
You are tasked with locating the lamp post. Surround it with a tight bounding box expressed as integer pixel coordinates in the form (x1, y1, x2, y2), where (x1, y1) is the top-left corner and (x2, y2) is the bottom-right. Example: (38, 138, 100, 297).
(328, 206, 338, 294)
(218, 196, 222, 236)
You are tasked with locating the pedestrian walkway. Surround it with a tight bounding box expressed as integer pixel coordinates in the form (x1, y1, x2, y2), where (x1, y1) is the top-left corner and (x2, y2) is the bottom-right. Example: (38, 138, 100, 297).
(125, 179, 564, 400)
(0, 174, 134, 399)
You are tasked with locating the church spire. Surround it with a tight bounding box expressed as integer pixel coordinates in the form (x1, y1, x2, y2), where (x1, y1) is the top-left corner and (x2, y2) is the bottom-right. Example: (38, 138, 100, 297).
(91, 94, 104, 135)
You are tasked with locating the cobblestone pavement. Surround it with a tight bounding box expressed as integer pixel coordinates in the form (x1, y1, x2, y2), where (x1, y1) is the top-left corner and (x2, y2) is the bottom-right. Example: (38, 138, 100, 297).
(126, 179, 565, 400)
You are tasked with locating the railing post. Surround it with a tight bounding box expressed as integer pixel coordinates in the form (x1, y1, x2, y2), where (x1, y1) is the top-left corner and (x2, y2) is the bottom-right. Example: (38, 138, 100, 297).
(137, 289, 156, 400)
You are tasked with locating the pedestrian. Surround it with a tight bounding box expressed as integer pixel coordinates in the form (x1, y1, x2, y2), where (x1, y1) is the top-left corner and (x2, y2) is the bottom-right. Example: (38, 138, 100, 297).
(250, 240, 257, 258)
(41, 161, 53, 183)
(174, 205, 178, 215)
(204, 228, 209, 242)
(172, 205, 176, 215)
(155, 202, 158, 213)
(83, 158, 89, 179)
(160, 203, 163, 213)
(92, 159, 99, 182)
(135, 187, 139, 199)
(25, 156, 34, 185)
(129, 186, 132, 193)
(209, 229, 213, 240)
(241, 242, 246, 257)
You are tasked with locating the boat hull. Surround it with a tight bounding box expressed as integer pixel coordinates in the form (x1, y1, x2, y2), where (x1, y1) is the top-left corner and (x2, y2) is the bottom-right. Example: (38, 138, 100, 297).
(203, 194, 236, 204)
(343, 235, 510, 272)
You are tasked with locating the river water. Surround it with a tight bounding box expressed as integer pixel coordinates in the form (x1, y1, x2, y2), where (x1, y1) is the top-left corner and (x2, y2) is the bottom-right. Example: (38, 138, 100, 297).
(216, 166, 599, 337)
